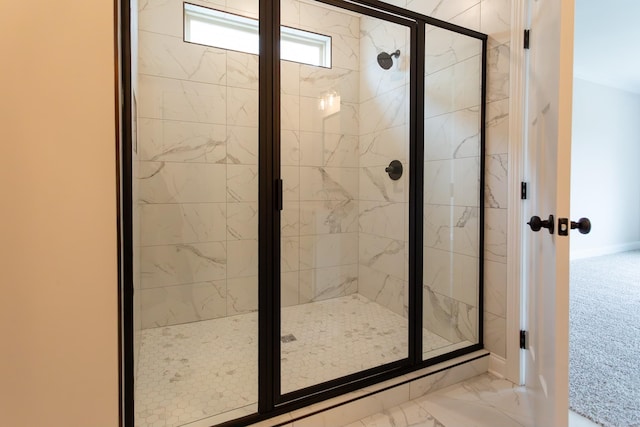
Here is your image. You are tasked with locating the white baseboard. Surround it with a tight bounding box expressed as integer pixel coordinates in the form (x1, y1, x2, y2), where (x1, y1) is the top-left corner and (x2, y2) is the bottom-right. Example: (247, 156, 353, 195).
(488, 353, 507, 379)
(570, 241, 640, 260)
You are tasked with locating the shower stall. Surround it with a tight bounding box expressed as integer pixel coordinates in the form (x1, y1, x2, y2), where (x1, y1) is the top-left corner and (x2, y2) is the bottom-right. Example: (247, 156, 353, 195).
(123, 1, 486, 426)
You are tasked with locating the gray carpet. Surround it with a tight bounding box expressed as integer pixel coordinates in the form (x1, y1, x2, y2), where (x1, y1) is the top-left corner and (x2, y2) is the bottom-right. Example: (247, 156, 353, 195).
(569, 250, 640, 427)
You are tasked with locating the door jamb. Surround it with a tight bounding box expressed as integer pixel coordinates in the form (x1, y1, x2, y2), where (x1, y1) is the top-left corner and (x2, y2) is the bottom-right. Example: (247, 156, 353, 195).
(503, 0, 528, 384)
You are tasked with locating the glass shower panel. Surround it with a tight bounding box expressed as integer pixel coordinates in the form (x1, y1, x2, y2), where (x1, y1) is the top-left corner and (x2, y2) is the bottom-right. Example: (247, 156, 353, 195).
(134, 1, 259, 426)
(280, 1, 411, 394)
(422, 24, 483, 359)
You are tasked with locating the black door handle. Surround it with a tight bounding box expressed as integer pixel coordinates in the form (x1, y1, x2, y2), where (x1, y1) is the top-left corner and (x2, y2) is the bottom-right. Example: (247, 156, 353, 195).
(571, 217, 591, 234)
(527, 214, 555, 234)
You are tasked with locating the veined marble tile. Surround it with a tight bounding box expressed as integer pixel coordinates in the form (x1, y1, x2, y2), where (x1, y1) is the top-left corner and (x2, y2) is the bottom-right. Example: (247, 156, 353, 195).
(227, 87, 258, 127)
(281, 130, 300, 166)
(299, 66, 359, 104)
(359, 166, 405, 203)
(487, 43, 510, 102)
(484, 311, 506, 358)
(453, 157, 481, 206)
(423, 286, 477, 344)
(484, 259, 507, 317)
(481, 0, 512, 48)
(139, 30, 226, 85)
(299, 1, 359, 38)
(141, 242, 226, 288)
(359, 126, 408, 167)
(423, 204, 479, 257)
(424, 158, 480, 207)
(227, 239, 258, 278)
(227, 50, 258, 90)
(226, 202, 258, 240)
(423, 246, 479, 307)
(226, 125, 258, 165)
(299, 200, 359, 235)
(281, 236, 299, 273)
(299, 232, 358, 269)
(227, 164, 258, 202)
(281, 60, 300, 96)
(450, 3, 481, 32)
(282, 201, 300, 237)
(225, 0, 258, 19)
(140, 202, 226, 246)
(358, 201, 406, 241)
(299, 132, 359, 167)
(139, 280, 226, 328)
(282, 94, 301, 131)
(329, 33, 360, 71)
(425, 68, 454, 119)
(299, 166, 358, 201)
(408, 357, 488, 399)
(416, 374, 533, 427)
(359, 233, 406, 281)
(424, 107, 480, 161)
(139, 119, 227, 163)
(359, 86, 407, 136)
(486, 153, 508, 209)
(282, 165, 300, 201)
(227, 276, 258, 315)
(406, 0, 480, 21)
(360, 62, 408, 105)
(138, 74, 227, 124)
(485, 208, 507, 263)
(358, 265, 407, 317)
(299, 264, 359, 302)
(486, 98, 509, 155)
(453, 56, 482, 111)
(281, 0, 300, 26)
(138, 161, 226, 203)
(161, 79, 225, 124)
(281, 271, 299, 307)
(138, 0, 189, 38)
(299, 96, 359, 136)
(425, 24, 482, 75)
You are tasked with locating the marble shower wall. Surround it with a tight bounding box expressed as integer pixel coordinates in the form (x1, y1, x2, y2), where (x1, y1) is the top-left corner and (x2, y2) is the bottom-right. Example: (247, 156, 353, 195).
(279, 0, 362, 306)
(404, 0, 511, 358)
(137, 0, 261, 329)
(356, 16, 410, 318)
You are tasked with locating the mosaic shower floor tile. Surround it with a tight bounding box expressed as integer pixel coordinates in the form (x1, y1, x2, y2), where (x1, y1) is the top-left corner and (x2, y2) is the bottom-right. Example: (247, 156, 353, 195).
(135, 294, 467, 427)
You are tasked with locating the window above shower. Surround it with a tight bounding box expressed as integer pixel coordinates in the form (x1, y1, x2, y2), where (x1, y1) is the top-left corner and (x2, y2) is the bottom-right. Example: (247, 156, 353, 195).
(184, 2, 332, 68)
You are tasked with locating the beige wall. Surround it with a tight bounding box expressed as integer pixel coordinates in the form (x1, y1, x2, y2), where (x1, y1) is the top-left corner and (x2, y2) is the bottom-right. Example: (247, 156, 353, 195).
(0, 1, 119, 426)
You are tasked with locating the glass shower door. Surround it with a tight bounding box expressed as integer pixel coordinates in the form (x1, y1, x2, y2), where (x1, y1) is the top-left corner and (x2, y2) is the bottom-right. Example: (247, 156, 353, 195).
(278, 0, 412, 395)
(422, 23, 484, 359)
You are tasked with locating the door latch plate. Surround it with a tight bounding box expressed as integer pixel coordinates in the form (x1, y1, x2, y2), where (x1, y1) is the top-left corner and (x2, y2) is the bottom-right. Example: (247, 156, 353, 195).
(558, 218, 569, 236)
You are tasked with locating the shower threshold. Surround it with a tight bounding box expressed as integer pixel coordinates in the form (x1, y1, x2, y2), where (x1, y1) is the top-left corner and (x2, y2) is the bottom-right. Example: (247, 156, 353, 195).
(135, 294, 471, 427)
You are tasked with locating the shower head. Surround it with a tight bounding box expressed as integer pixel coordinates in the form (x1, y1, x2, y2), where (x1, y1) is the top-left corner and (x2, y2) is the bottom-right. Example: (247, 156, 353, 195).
(377, 49, 400, 70)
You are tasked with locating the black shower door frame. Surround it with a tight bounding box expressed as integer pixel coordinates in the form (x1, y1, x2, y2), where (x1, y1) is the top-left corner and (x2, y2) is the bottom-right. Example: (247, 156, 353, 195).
(117, 0, 488, 425)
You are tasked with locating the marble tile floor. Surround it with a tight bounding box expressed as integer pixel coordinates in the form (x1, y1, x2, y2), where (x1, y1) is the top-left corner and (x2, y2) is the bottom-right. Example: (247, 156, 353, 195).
(342, 373, 601, 427)
(135, 294, 469, 427)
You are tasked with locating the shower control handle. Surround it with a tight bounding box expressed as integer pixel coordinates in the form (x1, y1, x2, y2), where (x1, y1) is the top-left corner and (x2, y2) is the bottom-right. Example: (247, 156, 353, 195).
(527, 214, 554, 234)
(385, 160, 403, 180)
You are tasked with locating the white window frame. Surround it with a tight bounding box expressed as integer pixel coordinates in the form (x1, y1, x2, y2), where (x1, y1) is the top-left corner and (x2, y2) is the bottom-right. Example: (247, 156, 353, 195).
(184, 3, 332, 68)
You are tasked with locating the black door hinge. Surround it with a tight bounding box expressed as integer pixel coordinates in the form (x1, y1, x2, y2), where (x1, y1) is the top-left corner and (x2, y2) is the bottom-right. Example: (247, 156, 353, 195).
(521, 182, 527, 200)
(524, 29, 530, 49)
(520, 330, 528, 349)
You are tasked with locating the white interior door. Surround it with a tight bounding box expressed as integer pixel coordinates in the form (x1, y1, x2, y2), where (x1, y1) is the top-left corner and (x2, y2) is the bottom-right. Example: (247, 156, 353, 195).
(522, 1, 575, 426)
